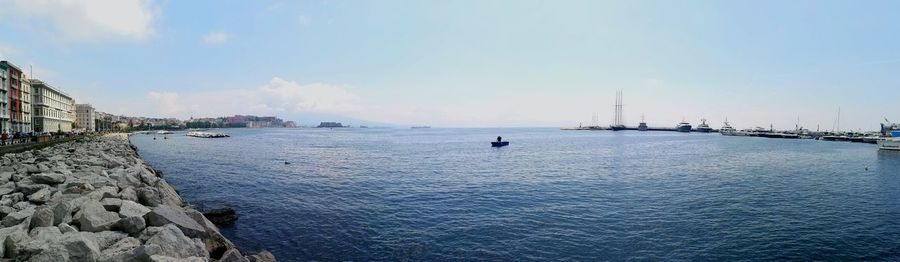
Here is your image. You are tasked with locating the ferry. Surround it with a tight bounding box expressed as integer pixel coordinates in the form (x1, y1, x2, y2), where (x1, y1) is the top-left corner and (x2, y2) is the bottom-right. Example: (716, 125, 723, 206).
(696, 118, 713, 133)
(676, 121, 692, 132)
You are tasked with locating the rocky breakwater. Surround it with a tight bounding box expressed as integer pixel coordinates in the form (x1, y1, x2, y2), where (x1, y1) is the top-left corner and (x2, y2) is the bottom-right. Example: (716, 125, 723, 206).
(0, 134, 276, 262)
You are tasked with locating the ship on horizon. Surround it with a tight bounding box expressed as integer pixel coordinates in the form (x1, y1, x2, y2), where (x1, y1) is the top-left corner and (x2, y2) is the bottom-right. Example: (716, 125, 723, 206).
(676, 120, 692, 132)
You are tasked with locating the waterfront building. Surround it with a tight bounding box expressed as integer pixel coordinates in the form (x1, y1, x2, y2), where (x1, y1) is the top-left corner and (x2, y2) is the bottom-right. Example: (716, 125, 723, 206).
(0, 63, 9, 134)
(76, 104, 96, 132)
(31, 79, 74, 133)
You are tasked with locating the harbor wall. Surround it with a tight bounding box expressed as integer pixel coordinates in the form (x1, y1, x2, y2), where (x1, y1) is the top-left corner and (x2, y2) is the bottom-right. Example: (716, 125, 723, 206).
(0, 133, 275, 261)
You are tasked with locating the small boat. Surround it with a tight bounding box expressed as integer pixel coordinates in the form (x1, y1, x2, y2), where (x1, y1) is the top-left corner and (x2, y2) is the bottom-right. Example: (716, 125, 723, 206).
(156, 130, 173, 134)
(491, 141, 510, 147)
(878, 138, 900, 151)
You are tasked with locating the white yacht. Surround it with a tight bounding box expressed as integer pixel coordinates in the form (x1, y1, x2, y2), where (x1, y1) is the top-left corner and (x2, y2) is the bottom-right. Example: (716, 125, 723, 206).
(879, 130, 900, 151)
(719, 120, 736, 136)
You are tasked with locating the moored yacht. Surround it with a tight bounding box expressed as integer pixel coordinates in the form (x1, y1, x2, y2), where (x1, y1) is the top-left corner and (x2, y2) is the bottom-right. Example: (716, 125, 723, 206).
(696, 118, 713, 133)
(676, 121, 692, 132)
(879, 130, 900, 151)
(719, 119, 736, 136)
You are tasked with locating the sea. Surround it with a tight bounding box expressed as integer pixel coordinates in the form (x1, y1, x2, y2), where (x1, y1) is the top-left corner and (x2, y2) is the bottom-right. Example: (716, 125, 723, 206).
(129, 128, 900, 261)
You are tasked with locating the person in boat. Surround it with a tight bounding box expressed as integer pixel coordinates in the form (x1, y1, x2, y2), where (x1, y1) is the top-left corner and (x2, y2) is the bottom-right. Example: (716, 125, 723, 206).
(497, 136, 502, 142)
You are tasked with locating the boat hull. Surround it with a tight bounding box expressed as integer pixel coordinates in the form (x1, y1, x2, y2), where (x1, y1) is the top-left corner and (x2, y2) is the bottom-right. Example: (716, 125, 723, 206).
(491, 141, 510, 147)
(676, 125, 692, 132)
(878, 139, 900, 151)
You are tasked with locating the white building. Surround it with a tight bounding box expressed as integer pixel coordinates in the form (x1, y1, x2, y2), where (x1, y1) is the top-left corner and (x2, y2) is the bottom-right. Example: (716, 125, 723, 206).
(31, 79, 74, 133)
(75, 104, 96, 132)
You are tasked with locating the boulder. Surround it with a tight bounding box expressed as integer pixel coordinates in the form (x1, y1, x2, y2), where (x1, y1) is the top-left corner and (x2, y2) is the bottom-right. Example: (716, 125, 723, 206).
(114, 216, 146, 235)
(76, 200, 120, 232)
(149, 254, 207, 262)
(155, 182, 183, 207)
(203, 208, 238, 226)
(144, 205, 206, 238)
(52, 200, 77, 226)
(4, 228, 31, 258)
(30, 205, 55, 228)
(31, 173, 67, 185)
(101, 198, 123, 212)
(0, 181, 15, 195)
(136, 187, 162, 207)
(142, 225, 209, 258)
(58, 232, 101, 261)
(249, 250, 276, 262)
(94, 231, 128, 250)
(58, 223, 78, 234)
(28, 187, 54, 204)
(119, 200, 151, 218)
(220, 249, 250, 262)
(15, 179, 50, 195)
(2, 208, 35, 227)
(99, 237, 141, 262)
(0, 192, 23, 206)
(118, 187, 138, 202)
(185, 208, 236, 257)
(0, 206, 14, 218)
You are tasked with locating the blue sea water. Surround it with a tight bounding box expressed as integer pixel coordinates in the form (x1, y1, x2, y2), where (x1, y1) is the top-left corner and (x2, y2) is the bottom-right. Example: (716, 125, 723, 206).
(130, 128, 900, 261)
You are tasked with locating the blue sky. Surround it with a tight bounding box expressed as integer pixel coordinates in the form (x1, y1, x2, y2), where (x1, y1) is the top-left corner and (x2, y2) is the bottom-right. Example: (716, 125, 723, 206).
(0, 0, 897, 129)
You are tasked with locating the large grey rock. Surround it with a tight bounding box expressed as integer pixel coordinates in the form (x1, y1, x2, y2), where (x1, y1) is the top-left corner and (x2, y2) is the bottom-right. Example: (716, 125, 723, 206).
(114, 216, 146, 235)
(220, 249, 250, 262)
(144, 205, 206, 238)
(31, 173, 67, 185)
(101, 198, 123, 212)
(59, 223, 78, 234)
(53, 200, 78, 226)
(4, 227, 31, 258)
(0, 181, 15, 195)
(30, 205, 55, 228)
(2, 208, 35, 227)
(0, 192, 23, 206)
(113, 171, 143, 189)
(87, 186, 119, 201)
(28, 187, 54, 204)
(58, 232, 102, 261)
(149, 255, 207, 262)
(119, 200, 151, 218)
(99, 237, 141, 262)
(142, 224, 208, 258)
(118, 187, 138, 202)
(249, 250, 276, 262)
(155, 182, 183, 207)
(76, 200, 120, 232)
(94, 231, 128, 250)
(15, 179, 49, 195)
(136, 187, 162, 207)
(0, 206, 15, 218)
(185, 208, 236, 257)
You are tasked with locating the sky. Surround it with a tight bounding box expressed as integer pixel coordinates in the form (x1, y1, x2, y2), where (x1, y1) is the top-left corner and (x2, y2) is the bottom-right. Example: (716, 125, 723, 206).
(0, 0, 898, 130)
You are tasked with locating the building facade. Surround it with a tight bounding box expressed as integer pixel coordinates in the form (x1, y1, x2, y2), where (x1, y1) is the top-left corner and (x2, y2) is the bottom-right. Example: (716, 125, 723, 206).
(0, 62, 9, 134)
(0, 61, 33, 135)
(31, 79, 74, 133)
(75, 104, 96, 132)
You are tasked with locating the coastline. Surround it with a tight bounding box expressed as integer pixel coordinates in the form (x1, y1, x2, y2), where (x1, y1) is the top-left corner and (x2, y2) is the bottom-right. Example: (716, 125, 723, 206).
(0, 133, 275, 261)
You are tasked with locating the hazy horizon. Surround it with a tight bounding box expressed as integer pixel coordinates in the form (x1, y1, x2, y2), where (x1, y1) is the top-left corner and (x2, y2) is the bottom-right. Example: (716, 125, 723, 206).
(1, 0, 898, 130)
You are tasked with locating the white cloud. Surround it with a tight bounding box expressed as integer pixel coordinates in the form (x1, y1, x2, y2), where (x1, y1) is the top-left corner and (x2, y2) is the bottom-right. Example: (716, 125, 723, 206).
(3, 0, 158, 42)
(202, 31, 231, 45)
(146, 77, 362, 118)
(297, 15, 311, 26)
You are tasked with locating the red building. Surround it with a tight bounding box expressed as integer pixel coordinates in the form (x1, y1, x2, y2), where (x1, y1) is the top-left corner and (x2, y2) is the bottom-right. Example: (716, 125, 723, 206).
(0, 61, 30, 135)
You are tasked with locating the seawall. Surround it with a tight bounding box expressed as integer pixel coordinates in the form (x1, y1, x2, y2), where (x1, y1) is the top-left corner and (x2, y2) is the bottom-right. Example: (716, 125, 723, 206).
(0, 133, 275, 261)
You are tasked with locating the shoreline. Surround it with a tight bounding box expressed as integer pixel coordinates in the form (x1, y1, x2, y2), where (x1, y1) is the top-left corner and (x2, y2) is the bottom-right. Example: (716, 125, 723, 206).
(0, 133, 275, 261)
